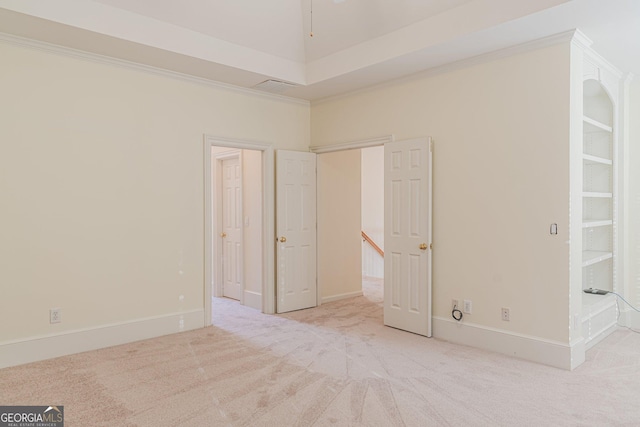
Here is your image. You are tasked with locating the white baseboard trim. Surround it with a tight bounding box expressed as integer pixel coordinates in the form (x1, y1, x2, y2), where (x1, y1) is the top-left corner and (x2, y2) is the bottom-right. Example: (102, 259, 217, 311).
(321, 291, 363, 304)
(569, 338, 586, 370)
(584, 323, 617, 351)
(619, 310, 640, 329)
(243, 290, 262, 311)
(0, 309, 204, 369)
(432, 316, 574, 370)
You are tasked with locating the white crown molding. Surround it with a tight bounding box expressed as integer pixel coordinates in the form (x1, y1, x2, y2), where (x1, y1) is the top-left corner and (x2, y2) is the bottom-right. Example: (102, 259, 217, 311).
(310, 135, 394, 153)
(0, 31, 310, 107)
(582, 44, 623, 80)
(312, 30, 579, 106)
(623, 72, 636, 85)
(583, 52, 623, 80)
(571, 28, 593, 50)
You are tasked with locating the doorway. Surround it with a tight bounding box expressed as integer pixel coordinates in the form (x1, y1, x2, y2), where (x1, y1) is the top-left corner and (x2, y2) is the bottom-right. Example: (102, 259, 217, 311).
(313, 136, 432, 337)
(316, 146, 384, 305)
(203, 136, 275, 327)
(211, 146, 263, 309)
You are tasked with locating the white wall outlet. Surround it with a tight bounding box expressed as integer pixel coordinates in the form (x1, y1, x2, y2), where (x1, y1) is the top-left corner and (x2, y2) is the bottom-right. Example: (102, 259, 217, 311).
(463, 299, 472, 314)
(501, 307, 510, 321)
(50, 308, 61, 324)
(452, 299, 459, 310)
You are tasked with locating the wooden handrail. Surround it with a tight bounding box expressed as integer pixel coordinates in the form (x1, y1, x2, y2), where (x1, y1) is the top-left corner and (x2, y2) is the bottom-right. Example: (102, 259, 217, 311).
(361, 231, 384, 257)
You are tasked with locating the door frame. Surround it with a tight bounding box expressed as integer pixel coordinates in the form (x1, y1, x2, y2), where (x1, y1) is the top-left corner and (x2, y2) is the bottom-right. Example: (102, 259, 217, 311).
(204, 135, 275, 326)
(214, 150, 243, 302)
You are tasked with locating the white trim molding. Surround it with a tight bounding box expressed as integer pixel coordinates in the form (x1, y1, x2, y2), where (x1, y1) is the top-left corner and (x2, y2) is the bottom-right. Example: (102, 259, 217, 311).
(243, 291, 263, 311)
(310, 135, 394, 154)
(433, 317, 577, 370)
(570, 29, 593, 51)
(619, 310, 640, 330)
(0, 309, 204, 369)
(321, 291, 363, 304)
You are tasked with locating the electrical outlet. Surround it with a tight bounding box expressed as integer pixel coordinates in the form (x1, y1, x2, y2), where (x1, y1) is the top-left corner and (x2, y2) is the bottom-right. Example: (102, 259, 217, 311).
(501, 307, 510, 321)
(463, 300, 472, 314)
(452, 299, 459, 310)
(50, 308, 61, 324)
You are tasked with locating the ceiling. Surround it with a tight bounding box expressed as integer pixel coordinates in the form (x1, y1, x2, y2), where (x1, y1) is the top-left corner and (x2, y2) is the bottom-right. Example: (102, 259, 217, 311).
(0, 0, 638, 101)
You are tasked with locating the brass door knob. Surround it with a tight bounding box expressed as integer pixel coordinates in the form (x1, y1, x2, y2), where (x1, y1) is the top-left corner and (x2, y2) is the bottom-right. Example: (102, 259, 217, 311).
(220, 232, 227, 238)
(279, 236, 287, 243)
(419, 243, 427, 250)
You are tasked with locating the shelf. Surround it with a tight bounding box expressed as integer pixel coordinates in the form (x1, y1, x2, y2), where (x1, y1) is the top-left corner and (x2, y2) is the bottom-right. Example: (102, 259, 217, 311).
(583, 192, 612, 198)
(583, 154, 612, 165)
(582, 78, 617, 352)
(583, 116, 613, 133)
(582, 292, 615, 312)
(582, 251, 613, 267)
(582, 219, 613, 228)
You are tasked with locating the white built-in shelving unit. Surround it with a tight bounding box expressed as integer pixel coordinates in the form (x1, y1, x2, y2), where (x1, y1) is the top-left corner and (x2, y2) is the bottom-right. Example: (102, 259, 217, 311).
(580, 62, 619, 349)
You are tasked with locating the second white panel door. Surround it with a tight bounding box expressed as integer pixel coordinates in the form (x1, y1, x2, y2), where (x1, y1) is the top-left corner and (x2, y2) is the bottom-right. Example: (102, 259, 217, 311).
(222, 156, 243, 301)
(383, 138, 432, 337)
(276, 150, 317, 313)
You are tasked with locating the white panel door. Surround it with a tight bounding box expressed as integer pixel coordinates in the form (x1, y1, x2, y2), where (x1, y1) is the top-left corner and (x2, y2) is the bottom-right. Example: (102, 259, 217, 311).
(276, 150, 317, 313)
(221, 157, 243, 301)
(384, 137, 432, 336)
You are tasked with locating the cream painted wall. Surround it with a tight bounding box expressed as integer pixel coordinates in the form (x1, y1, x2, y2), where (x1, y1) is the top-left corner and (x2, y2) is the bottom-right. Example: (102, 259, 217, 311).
(0, 41, 309, 343)
(361, 146, 384, 245)
(628, 79, 640, 314)
(317, 150, 362, 301)
(312, 43, 572, 342)
(361, 146, 384, 278)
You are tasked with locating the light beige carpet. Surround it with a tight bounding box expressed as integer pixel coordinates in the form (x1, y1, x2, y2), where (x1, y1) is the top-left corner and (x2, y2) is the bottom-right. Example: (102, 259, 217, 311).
(2, 278, 640, 426)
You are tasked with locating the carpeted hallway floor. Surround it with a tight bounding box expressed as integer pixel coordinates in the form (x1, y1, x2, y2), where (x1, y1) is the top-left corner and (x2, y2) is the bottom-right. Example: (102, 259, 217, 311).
(1, 278, 640, 426)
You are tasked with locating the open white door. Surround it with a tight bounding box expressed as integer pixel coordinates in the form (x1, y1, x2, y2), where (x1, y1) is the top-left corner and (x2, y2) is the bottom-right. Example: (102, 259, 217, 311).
(384, 137, 433, 336)
(276, 150, 317, 313)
